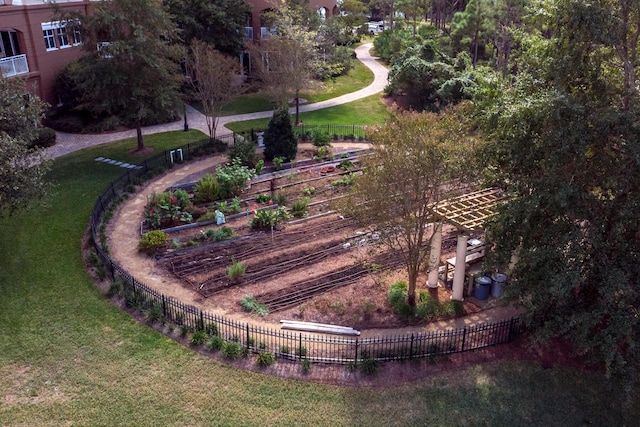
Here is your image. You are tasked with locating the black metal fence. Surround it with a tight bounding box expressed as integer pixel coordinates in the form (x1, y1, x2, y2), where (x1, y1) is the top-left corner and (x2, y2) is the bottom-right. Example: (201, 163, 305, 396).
(90, 133, 523, 366)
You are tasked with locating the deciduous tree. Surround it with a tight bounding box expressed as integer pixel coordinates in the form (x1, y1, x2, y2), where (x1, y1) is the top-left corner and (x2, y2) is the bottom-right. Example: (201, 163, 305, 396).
(0, 78, 51, 217)
(338, 104, 483, 306)
(188, 40, 244, 142)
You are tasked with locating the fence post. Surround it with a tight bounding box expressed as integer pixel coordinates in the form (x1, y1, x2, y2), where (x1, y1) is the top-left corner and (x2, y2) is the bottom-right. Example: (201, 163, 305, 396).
(354, 338, 359, 365)
(199, 311, 204, 331)
(409, 333, 414, 360)
(298, 333, 303, 360)
(508, 317, 515, 342)
(162, 295, 167, 319)
(246, 324, 250, 349)
(461, 327, 467, 352)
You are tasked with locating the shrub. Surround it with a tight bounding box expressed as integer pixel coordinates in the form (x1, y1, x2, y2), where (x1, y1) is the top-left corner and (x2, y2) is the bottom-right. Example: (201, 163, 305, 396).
(216, 158, 256, 198)
(264, 107, 297, 161)
(272, 191, 288, 206)
(416, 293, 440, 319)
(207, 335, 225, 351)
(228, 140, 256, 167)
(227, 259, 247, 282)
(180, 324, 189, 338)
(138, 230, 169, 253)
(204, 322, 219, 336)
(388, 280, 414, 318)
(107, 278, 124, 298)
(221, 341, 244, 359)
(30, 127, 57, 148)
(190, 330, 207, 346)
(193, 174, 220, 204)
(256, 351, 276, 367)
(290, 197, 311, 218)
(310, 129, 332, 147)
(144, 302, 165, 324)
(143, 191, 189, 229)
(360, 356, 379, 375)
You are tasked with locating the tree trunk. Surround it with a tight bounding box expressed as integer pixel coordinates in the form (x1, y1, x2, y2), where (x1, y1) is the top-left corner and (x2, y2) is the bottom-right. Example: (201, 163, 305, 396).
(136, 123, 144, 151)
(294, 89, 300, 126)
(407, 268, 418, 307)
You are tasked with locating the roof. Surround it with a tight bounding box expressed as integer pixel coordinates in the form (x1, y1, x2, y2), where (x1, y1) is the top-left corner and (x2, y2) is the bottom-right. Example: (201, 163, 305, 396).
(434, 188, 508, 231)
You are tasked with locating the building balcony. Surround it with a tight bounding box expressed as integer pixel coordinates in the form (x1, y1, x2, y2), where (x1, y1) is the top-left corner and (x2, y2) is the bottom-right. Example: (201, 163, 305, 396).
(0, 54, 29, 77)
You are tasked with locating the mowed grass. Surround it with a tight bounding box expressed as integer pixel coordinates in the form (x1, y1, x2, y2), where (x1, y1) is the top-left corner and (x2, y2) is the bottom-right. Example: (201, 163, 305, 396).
(225, 93, 391, 134)
(0, 132, 638, 425)
(220, 57, 374, 116)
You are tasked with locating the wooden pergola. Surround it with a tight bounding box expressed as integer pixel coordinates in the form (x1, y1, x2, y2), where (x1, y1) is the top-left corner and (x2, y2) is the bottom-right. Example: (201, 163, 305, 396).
(427, 188, 508, 300)
(434, 187, 508, 232)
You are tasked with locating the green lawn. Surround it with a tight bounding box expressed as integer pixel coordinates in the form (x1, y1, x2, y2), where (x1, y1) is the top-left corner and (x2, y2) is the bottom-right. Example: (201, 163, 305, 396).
(225, 93, 390, 134)
(0, 130, 637, 425)
(219, 58, 374, 116)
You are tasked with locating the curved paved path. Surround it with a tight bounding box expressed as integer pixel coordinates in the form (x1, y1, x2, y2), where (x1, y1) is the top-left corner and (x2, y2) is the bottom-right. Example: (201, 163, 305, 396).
(46, 43, 388, 159)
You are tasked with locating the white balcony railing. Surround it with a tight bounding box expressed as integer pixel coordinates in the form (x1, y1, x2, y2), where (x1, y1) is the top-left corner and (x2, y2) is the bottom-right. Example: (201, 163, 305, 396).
(0, 54, 29, 77)
(243, 27, 253, 40)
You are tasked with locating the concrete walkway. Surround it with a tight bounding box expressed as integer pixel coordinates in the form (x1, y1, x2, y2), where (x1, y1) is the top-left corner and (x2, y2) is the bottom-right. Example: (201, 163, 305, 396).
(46, 43, 389, 160)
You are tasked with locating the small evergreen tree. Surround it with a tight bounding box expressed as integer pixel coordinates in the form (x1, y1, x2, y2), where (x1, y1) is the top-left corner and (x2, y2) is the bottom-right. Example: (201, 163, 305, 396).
(263, 108, 297, 162)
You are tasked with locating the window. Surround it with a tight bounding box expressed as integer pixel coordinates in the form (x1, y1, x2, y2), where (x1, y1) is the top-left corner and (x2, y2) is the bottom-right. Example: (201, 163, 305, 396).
(72, 27, 82, 45)
(41, 21, 82, 51)
(43, 29, 56, 50)
(57, 27, 70, 48)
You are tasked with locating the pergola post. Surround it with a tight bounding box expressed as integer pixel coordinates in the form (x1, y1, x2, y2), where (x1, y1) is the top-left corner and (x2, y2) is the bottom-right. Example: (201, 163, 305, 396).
(451, 233, 468, 301)
(427, 222, 443, 288)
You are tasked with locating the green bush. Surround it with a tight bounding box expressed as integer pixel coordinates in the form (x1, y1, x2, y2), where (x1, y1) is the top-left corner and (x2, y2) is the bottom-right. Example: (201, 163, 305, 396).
(301, 358, 312, 374)
(30, 127, 57, 148)
(138, 230, 169, 253)
(338, 160, 354, 170)
(207, 335, 225, 351)
(310, 129, 332, 147)
(290, 197, 311, 218)
(144, 302, 164, 324)
(416, 293, 440, 319)
(190, 330, 207, 346)
(221, 341, 244, 359)
(227, 259, 247, 282)
(272, 191, 288, 206)
(272, 156, 285, 171)
(256, 351, 276, 367)
(228, 140, 257, 167)
(216, 158, 256, 198)
(387, 280, 414, 318)
(193, 174, 220, 204)
(359, 356, 379, 375)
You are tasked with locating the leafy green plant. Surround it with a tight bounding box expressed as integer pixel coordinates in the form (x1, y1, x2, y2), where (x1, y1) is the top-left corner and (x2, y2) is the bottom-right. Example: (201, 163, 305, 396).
(205, 226, 234, 242)
(107, 277, 124, 298)
(144, 302, 164, 324)
(227, 140, 256, 167)
(255, 159, 264, 175)
(180, 324, 189, 338)
(332, 173, 356, 187)
(216, 158, 256, 198)
(249, 207, 290, 229)
(256, 351, 276, 367)
(310, 129, 332, 147)
(388, 280, 414, 318)
(272, 191, 288, 206)
(190, 330, 207, 346)
(221, 341, 244, 359)
(138, 230, 169, 253)
(193, 174, 220, 204)
(207, 335, 225, 351)
(239, 295, 269, 317)
(359, 356, 379, 375)
(272, 156, 285, 171)
(227, 259, 247, 282)
(338, 160, 354, 170)
(301, 358, 312, 374)
(290, 197, 311, 218)
(144, 190, 191, 229)
(303, 186, 315, 196)
(255, 193, 271, 204)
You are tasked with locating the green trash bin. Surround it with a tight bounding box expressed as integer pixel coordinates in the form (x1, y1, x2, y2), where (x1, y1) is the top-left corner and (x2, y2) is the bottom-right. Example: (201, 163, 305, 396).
(474, 276, 491, 300)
